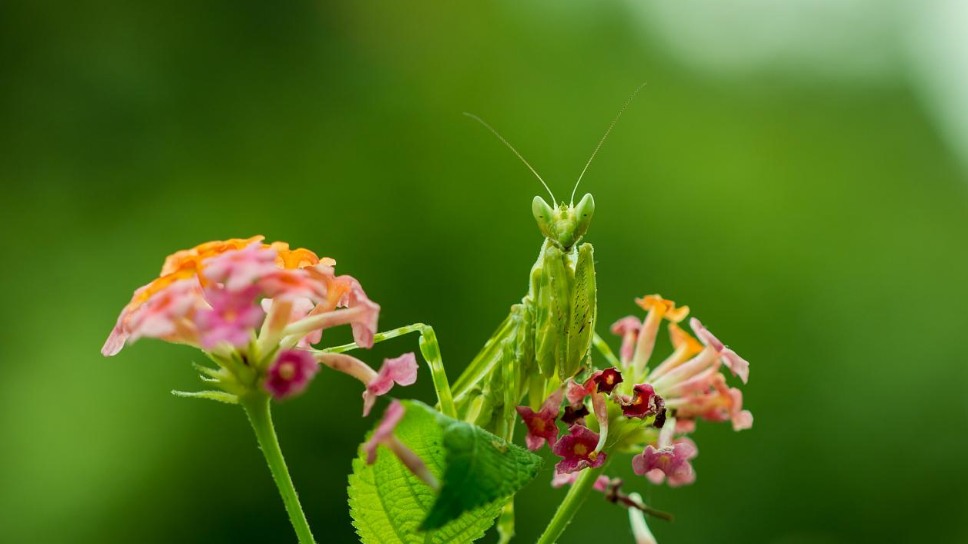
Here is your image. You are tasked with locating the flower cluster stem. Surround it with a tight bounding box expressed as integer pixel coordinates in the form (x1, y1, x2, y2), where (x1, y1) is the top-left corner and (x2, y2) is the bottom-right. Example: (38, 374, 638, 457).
(536, 460, 610, 544)
(242, 394, 316, 544)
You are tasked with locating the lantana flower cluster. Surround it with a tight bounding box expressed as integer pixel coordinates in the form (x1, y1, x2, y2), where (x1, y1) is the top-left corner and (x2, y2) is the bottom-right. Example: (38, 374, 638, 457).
(519, 294, 752, 488)
(102, 236, 416, 410)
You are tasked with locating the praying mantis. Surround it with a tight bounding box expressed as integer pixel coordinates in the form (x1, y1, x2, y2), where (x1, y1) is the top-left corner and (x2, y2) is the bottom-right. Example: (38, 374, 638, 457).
(451, 87, 643, 440)
(324, 87, 644, 543)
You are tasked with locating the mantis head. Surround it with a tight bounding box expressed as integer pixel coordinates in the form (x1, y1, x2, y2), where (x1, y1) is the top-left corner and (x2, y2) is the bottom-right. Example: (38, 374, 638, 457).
(465, 84, 643, 251)
(532, 193, 595, 250)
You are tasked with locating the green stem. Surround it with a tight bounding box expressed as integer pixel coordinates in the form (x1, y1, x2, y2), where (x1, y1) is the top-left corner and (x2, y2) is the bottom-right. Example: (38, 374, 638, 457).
(242, 395, 316, 544)
(591, 332, 621, 368)
(536, 460, 610, 544)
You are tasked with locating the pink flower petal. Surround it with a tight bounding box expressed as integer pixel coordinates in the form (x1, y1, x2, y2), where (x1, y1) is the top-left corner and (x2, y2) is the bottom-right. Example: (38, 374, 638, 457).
(365, 400, 405, 464)
(722, 348, 750, 384)
(632, 438, 697, 487)
(592, 367, 624, 394)
(552, 425, 606, 474)
(516, 389, 563, 451)
(362, 352, 419, 416)
(202, 243, 278, 291)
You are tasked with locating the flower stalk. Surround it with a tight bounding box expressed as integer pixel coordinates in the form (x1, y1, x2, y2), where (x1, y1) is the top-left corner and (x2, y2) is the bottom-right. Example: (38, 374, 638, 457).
(242, 393, 316, 544)
(536, 458, 611, 544)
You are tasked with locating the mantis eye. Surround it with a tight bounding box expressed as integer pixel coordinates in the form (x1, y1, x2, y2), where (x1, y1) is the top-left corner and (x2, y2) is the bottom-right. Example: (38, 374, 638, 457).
(573, 193, 595, 239)
(532, 196, 556, 239)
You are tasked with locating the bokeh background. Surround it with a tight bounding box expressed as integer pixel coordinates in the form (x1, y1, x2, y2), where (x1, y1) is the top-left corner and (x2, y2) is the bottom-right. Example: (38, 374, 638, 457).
(2, 1, 967, 543)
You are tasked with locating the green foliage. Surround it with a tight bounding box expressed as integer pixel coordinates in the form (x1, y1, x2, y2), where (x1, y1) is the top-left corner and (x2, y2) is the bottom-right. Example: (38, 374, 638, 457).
(349, 401, 541, 544)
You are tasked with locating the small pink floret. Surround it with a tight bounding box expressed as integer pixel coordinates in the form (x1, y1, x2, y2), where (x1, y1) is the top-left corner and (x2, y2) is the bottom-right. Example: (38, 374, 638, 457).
(126, 278, 204, 342)
(610, 315, 642, 363)
(259, 268, 326, 301)
(196, 286, 265, 349)
(621, 383, 661, 419)
(552, 425, 606, 474)
(722, 348, 750, 384)
(203, 243, 278, 291)
(342, 277, 380, 349)
(632, 438, 698, 487)
(690, 317, 750, 384)
(264, 349, 319, 400)
(516, 389, 563, 451)
(362, 352, 419, 416)
(365, 400, 405, 464)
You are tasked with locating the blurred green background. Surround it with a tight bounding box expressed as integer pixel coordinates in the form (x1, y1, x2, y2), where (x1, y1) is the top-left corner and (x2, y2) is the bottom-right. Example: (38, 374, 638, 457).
(2, 1, 967, 543)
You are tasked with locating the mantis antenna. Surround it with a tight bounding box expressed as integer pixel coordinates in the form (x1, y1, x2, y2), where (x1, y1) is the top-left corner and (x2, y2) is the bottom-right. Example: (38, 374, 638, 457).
(570, 82, 647, 205)
(463, 112, 557, 204)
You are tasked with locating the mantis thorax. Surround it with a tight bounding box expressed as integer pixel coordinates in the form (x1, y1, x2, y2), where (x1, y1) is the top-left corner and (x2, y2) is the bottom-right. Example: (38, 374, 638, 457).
(531, 193, 595, 250)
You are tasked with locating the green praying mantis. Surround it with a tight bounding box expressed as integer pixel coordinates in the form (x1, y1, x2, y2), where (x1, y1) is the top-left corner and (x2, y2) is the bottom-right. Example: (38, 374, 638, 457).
(452, 86, 644, 439)
(324, 86, 645, 543)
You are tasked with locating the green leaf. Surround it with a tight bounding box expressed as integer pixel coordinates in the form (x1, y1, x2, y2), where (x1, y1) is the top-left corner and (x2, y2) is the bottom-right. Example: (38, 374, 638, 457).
(349, 401, 542, 544)
(423, 407, 542, 529)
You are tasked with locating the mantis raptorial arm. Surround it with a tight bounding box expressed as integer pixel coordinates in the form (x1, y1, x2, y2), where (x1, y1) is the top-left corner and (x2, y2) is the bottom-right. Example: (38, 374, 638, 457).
(317, 323, 457, 418)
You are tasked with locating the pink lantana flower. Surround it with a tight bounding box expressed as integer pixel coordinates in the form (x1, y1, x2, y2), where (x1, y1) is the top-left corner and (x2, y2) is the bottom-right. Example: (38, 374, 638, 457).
(637, 317, 753, 431)
(620, 384, 662, 420)
(516, 389, 564, 451)
(592, 367, 624, 394)
(671, 373, 753, 431)
(196, 285, 265, 349)
(103, 238, 396, 409)
(565, 367, 623, 407)
(552, 425, 607, 474)
(120, 278, 206, 348)
(202, 242, 279, 291)
(364, 401, 439, 489)
(632, 418, 698, 487)
(632, 439, 698, 488)
(264, 349, 319, 400)
(690, 317, 750, 384)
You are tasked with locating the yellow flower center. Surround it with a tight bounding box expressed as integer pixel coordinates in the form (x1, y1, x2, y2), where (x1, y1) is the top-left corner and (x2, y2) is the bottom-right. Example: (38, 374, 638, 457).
(279, 362, 296, 380)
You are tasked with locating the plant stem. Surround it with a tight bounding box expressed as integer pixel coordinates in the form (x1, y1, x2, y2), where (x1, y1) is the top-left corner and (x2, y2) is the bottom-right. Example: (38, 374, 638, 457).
(535, 461, 610, 544)
(242, 394, 316, 544)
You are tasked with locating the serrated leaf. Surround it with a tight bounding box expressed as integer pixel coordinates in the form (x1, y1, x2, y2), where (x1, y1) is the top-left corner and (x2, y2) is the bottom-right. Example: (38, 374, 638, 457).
(422, 408, 541, 529)
(349, 401, 542, 543)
